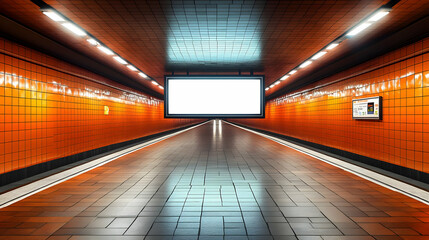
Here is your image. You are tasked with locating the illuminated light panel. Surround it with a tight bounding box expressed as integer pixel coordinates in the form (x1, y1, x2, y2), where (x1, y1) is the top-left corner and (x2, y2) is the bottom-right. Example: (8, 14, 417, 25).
(347, 22, 372, 36)
(127, 65, 138, 71)
(368, 10, 389, 22)
(43, 11, 65, 22)
(113, 56, 127, 64)
(289, 70, 297, 75)
(158, 85, 164, 89)
(311, 51, 327, 60)
(138, 72, 148, 78)
(326, 43, 339, 50)
(280, 75, 289, 81)
(97, 46, 114, 55)
(62, 23, 86, 36)
(265, 87, 269, 91)
(87, 38, 98, 46)
(151, 81, 159, 85)
(299, 61, 313, 69)
(166, 77, 263, 117)
(269, 85, 274, 88)
(274, 81, 280, 85)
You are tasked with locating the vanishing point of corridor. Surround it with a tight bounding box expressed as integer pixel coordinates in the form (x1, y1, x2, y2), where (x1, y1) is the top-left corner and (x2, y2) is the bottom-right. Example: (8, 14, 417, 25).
(0, 120, 428, 240)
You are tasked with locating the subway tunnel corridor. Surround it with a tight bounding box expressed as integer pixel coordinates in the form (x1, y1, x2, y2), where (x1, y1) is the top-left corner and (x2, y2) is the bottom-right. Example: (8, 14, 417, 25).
(0, 120, 427, 239)
(1, 0, 429, 239)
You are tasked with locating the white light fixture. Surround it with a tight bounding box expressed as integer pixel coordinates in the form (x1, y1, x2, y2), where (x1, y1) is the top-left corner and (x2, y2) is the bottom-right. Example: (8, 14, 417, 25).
(299, 61, 312, 68)
(265, 87, 269, 91)
(87, 38, 98, 46)
(347, 22, 372, 36)
(113, 56, 127, 64)
(40, 7, 163, 92)
(280, 75, 289, 81)
(43, 11, 65, 22)
(267, 8, 391, 95)
(127, 65, 138, 71)
(138, 72, 148, 78)
(311, 51, 327, 60)
(97, 46, 114, 55)
(326, 43, 339, 50)
(62, 23, 86, 36)
(368, 10, 389, 22)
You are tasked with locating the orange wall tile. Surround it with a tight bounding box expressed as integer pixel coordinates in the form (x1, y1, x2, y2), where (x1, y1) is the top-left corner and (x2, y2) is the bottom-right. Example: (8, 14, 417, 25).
(231, 37, 429, 174)
(0, 37, 203, 175)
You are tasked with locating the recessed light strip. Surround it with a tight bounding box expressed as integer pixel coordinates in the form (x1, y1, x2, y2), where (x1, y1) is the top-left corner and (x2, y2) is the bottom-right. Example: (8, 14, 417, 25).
(40, 8, 163, 90)
(266, 6, 391, 91)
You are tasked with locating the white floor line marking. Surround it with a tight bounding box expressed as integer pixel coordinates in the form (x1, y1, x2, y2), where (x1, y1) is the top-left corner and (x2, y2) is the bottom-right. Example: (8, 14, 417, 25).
(225, 121, 429, 205)
(0, 121, 210, 209)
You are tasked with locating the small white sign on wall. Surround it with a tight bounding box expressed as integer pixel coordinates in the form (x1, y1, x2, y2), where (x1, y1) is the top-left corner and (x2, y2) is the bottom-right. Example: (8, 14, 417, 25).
(352, 96, 382, 120)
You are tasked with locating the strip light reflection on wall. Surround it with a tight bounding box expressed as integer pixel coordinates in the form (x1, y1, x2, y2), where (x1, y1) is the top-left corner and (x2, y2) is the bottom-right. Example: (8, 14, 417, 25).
(266, 7, 391, 91)
(40, 8, 162, 89)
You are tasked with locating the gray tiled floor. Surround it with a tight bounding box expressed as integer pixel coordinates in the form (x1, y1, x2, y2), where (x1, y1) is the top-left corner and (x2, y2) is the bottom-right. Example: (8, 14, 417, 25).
(1, 120, 428, 240)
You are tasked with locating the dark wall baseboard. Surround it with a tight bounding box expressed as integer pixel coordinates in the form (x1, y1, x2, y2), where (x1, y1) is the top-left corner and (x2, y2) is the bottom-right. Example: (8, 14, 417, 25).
(0, 122, 205, 187)
(229, 121, 429, 187)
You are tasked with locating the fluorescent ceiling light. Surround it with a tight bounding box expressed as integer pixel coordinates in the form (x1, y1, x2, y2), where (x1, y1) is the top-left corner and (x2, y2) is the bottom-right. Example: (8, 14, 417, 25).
(299, 61, 312, 68)
(289, 70, 297, 75)
(62, 23, 86, 36)
(347, 22, 372, 36)
(97, 46, 114, 55)
(311, 51, 327, 60)
(87, 38, 98, 46)
(265, 87, 269, 91)
(326, 43, 339, 50)
(368, 10, 389, 22)
(43, 11, 65, 22)
(158, 85, 164, 89)
(151, 81, 159, 85)
(269, 85, 274, 88)
(280, 75, 289, 81)
(138, 72, 148, 78)
(113, 56, 127, 64)
(274, 81, 280, 85)
(127, 65, 138, 71)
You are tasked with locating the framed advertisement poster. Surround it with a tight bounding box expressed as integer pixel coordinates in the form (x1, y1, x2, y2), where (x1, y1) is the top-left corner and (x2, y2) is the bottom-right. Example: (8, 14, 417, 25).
(352, 96, 382, 120)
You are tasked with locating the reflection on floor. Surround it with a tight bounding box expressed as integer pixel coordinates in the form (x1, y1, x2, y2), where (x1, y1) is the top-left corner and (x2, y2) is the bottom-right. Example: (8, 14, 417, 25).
(0, 120, 428, 240)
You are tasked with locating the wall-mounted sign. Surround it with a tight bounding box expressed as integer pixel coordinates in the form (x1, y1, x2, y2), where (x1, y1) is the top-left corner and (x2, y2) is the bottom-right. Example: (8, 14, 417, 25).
(352, 96, 381, 120)
(164, 75, 264, 118)
(104, 106, 109, 115)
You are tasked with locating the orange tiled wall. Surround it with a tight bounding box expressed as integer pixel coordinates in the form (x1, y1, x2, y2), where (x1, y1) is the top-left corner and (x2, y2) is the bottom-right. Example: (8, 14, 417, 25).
(231, 37, 429, 174)
(0, 37, 202, 174)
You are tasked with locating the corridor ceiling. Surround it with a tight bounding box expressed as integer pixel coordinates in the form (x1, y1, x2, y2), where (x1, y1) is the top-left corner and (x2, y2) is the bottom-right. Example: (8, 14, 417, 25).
(1, 0, 428, 97)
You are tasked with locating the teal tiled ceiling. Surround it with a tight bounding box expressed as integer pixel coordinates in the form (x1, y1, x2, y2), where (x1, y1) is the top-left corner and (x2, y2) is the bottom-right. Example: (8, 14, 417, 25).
(165, 1, 265, 71)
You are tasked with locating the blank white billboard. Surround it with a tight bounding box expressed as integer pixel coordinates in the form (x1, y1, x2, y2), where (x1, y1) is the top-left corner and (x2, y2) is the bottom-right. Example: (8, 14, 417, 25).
(165, 76, 264, 118)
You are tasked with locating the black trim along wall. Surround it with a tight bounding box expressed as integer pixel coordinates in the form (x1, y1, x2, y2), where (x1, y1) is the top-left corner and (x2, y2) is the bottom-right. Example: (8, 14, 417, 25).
(0, 121, 206, 187)
(228, 121, 429, 187)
